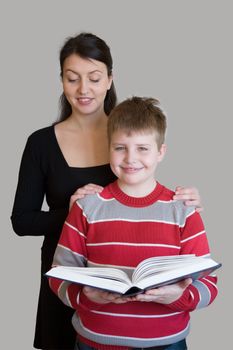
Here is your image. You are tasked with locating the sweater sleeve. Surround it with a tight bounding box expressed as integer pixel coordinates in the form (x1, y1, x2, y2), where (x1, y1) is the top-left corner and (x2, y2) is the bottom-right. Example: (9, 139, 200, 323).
(11, 134, 68, 237)
(49, 201, 88, 309)
(168, 207, 219, 312)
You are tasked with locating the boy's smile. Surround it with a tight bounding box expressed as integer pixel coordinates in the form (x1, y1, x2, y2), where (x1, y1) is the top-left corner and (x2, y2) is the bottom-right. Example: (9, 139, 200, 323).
(110, 130, 166, 197)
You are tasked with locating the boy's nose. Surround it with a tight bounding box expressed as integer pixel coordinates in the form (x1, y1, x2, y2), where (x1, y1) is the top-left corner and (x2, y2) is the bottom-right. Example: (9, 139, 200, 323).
(124, 151, 136, 164)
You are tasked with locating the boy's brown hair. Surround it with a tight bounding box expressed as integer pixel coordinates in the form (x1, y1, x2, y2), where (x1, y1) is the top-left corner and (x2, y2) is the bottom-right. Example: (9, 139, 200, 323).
(107, 96, 167, 149)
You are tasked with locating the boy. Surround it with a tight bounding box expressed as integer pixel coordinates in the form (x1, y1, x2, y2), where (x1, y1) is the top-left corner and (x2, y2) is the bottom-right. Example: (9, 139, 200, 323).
(49, 97, 218, 350)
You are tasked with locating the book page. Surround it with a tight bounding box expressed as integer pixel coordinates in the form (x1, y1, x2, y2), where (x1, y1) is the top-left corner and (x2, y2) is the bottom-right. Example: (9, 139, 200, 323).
(134, 259, 220, 290)
(132, 255, 196, 283)
(46, 266, 133, 294)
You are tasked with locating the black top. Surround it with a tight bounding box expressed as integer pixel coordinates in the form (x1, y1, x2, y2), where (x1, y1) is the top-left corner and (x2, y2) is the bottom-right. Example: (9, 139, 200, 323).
(11, 125, 116, 349)
(11, 125, 116, 238)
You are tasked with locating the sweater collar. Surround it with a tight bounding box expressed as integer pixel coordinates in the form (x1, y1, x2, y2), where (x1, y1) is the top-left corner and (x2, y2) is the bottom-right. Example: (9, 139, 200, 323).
(108, 180, 164, 207)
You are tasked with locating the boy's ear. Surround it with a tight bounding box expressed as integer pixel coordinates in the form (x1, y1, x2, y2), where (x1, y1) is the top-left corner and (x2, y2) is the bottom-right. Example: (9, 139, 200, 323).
(158, 144, 166, 162)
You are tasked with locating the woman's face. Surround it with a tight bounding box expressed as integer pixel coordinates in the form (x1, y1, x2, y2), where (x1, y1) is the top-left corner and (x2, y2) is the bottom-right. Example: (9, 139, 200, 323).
(62, 54, 112, 116)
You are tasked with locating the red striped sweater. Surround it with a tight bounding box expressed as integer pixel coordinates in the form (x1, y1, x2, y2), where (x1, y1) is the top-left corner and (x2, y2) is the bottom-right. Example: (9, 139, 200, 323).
(49, 181, 218, 349)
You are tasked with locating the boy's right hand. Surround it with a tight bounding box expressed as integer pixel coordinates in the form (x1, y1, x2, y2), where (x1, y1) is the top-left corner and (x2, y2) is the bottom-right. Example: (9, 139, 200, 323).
(69, 183, 104, 210)
(82, 286, 128, 304)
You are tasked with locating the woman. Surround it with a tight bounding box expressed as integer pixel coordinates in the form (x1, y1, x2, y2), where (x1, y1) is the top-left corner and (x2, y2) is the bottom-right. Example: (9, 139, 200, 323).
(11, 32, 202, 350)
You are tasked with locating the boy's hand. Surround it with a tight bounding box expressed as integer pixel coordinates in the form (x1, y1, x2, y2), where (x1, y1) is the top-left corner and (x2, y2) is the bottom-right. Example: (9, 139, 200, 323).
(82, 286, 128, 304)
(173, 186, 203, 213)
(132, 278, 192, 304)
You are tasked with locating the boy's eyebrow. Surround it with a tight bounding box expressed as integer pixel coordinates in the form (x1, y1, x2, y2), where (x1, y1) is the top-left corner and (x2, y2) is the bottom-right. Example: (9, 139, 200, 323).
(111, 142, 151, 146)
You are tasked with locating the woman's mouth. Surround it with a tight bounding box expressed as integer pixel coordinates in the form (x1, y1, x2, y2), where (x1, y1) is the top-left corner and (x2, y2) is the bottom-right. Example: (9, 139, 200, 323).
(77, 97, 93, 105)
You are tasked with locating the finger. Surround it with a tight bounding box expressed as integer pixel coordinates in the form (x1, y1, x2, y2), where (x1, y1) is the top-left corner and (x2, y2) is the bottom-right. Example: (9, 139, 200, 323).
(175, 187, 198, 196)
(135, 293, 157, 302)
(83, 184, 104, 191)
(184, 198, 200, 207)
(113, 297, 129, 304)
(71, 194, 85, 201)
(174, 191, 199, 199)
(75, 186, 103, 195)
(82, 286, 95, 295)
(195, 206, 203, 213)
(179, 278, 192, 289)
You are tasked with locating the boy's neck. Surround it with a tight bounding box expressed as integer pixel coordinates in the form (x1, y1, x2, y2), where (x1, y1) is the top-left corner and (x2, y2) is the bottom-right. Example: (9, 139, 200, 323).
(117, 179, 157, 198)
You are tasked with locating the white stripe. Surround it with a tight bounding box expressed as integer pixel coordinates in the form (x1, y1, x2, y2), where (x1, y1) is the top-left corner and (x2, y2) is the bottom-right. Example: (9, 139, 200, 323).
(75, 200, 83, 210)
(77, 291, 81, 305)
(87, 242, 179, 249)
(65, 286, 73, 307)
(87, 217, 182, 225)
(58, 281, 72, 308)
(97, 193, 115, 202)
(180, 230, 205, 243)
(189, 290, 195, 301)
(91, 310, 183, 318)
(186, 209, 196, 219)
(202, 277, 219, 291)
(65, 221, 86, 238)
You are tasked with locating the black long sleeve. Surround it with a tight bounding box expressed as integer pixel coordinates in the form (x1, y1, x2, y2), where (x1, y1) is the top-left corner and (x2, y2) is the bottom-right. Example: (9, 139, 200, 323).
(11, 131, 68, 237)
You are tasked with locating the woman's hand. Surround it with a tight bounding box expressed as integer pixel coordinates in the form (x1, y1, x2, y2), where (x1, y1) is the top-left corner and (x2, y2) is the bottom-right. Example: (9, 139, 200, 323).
(132, 278, 192, 304)
(82, 286, 128, 304)
(69, 183, 104, 210)
(173, 186, 203, 213)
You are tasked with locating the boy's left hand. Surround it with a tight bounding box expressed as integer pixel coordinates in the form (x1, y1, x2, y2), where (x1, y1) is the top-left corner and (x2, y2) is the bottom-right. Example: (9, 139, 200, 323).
(132, 278, 192, 304)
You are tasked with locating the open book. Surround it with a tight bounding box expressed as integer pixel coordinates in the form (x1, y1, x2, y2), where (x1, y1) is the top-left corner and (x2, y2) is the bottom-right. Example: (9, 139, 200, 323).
(46, 255, 221, 296)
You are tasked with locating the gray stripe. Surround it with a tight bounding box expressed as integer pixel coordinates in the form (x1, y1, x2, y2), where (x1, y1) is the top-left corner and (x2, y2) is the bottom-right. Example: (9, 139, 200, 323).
(53, 245, 86, 267)
(78, 195, 194, 227)
(72, 313, 190, 347)
(192, 280, 211, 309)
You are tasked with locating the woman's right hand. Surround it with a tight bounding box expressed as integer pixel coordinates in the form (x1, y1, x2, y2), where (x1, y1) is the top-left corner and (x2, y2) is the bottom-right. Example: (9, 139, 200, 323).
(69, 183, 104, 210)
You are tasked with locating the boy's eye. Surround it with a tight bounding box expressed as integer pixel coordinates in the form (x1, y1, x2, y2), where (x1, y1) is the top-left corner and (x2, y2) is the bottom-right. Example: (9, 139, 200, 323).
(138, 147, 148, 151)
(114, 146, 125, 151)
(90, 79, 100, 83)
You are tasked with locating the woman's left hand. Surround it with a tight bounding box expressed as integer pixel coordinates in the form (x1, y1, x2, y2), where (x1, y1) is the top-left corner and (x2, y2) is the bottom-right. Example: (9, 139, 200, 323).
(173, 186, 203, 213)
(131, 278, 192, 304)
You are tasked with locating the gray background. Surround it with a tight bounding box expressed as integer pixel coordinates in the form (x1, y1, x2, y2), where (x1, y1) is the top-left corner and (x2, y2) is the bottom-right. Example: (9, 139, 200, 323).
(1, 0, 231, 348)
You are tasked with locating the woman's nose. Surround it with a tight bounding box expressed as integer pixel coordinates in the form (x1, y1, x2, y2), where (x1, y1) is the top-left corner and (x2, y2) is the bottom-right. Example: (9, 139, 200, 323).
(78, 79, 88, 94)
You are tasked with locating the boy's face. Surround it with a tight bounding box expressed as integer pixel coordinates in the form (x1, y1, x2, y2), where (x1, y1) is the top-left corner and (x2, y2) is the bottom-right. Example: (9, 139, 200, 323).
(110, 130, 166, 196)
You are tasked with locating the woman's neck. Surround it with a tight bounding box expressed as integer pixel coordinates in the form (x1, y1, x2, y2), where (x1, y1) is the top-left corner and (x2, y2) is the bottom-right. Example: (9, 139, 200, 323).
(66, 110, 108, 132)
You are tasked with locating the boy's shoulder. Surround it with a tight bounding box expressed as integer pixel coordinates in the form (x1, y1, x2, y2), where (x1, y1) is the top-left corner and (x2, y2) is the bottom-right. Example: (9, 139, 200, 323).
(158, 184, 175, 201)
(76, 185, 113, 209)
(159, 183, 196, 216)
